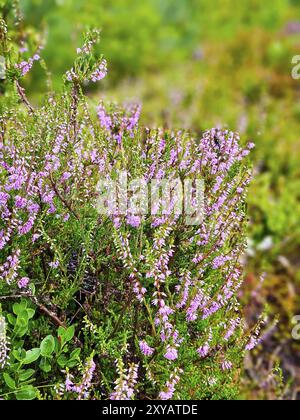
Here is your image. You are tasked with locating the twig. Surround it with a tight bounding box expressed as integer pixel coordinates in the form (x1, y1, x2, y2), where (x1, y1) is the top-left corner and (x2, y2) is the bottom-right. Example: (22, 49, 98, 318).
(15, 80, 35, 113)
(0, 293, 82, 348)
(33, 298, 83, 348)
(49, 174, 80, 221)
(0, 293, 33, 300)
(36, 301, 66, 328)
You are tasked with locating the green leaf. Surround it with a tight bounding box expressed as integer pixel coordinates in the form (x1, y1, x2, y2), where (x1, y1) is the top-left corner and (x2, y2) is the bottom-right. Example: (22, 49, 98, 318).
(58, 326, 65, 338)
(58, 325, 75, 345)
(19, 369, 35, 382)
(57, 355, 68, 368)
(7, 314, 16, 326)
(14, 311, 29, 337)
(70, 348, 81, 360)
(15, 386, 36, 400)
(39, 357, 52, 373)
(40, 335, 55, 357)
(13, 300, 28, 315)
(64, 326, 75, 342)
(3, 373, 16, 390)
(66, 359, 79, 368)
(17, 310, 29, 322)
(26, 309, 35, 319)
(13, 349, 26, 362)
(22, 348, 41, 365)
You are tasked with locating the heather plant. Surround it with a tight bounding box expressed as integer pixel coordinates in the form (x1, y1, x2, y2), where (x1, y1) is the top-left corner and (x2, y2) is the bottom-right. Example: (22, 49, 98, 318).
(0, 18, 258, 400)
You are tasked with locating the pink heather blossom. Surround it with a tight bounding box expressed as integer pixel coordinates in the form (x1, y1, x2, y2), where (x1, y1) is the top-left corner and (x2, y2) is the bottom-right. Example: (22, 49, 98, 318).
(224, 318, 240, 341)
(221, 360, 233, 371)
(139, 340, 155, 356)
(0, 250, 21, 284)
(0, 192, 9, 206)
(90, 59, 107, 83)
(212, 255, 229, 269)
(126, 215, 141, 228)
(15, 54, 40, 77)
(63, 213, 70, 222)
(159, 368, 182, 400)
(15, 195, 27, 208)
(18, 277, 29, 289)
(164, 346, 178, 361)
(245, 336, 258, 351)
(64, 356, 96, 400)
(32, 234, 41, 243)
(49, 261, 59, 269)
(197, 344, 210, 358)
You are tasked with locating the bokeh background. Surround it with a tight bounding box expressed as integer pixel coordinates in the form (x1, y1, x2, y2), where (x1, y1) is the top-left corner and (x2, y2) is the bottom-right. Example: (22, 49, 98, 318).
(11, 0, 300, 399)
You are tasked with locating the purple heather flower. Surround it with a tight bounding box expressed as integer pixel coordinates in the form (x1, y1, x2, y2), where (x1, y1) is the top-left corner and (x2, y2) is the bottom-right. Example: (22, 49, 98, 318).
(65, 374, 74, 392)
(15, 54, 40, 77)
(18, 217, 35, 235)
(212, 255, 228, 269)
(224, 318, 240, 341)
(49, 261, 59, 269)
(18, 277, 29, 289)
(221, 360, 233, 371)
(0, 250, 21, 284)
(15, 195, 27, 208)
(32, 234, 41, 243)
(126, 215, 141, 228)
(164, 346, 178, 361)
(159, 368, 182, 400)
(197, 344, 210, 358)
(65, 356, 96, 400)
(0, 192, 9, 206)
(139, 340, 155, 357)
(63, 213, 70, 222)
(245, 336, 258, 351)
(90, 59, 107, 83)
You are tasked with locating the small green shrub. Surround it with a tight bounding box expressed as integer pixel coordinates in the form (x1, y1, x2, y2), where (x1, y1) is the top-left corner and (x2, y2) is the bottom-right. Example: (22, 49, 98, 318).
(0, 13, 258, 400)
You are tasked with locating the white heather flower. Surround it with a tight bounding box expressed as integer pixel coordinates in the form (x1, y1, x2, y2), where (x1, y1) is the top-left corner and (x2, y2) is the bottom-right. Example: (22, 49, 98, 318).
(110, 360, 139, 400)
(0, 315, 9, 369)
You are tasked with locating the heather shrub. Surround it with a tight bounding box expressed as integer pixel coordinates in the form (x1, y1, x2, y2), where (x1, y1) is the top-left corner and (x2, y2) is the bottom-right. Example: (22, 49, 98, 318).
(0, 20, 257, 400)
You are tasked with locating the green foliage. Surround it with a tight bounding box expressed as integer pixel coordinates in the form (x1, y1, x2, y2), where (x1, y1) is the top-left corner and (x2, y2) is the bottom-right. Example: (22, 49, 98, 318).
(0, 301, 81, 399)
(0, 14, 255, 399)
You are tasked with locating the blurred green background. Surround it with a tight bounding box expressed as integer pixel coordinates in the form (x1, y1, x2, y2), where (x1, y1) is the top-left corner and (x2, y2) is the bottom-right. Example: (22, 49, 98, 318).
(6, 0, 300, 398)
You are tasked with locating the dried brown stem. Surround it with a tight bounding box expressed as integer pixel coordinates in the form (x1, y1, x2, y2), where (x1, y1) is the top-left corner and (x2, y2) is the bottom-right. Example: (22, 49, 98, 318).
(15, 80, 34, 113)
(49, 175, 80, 221)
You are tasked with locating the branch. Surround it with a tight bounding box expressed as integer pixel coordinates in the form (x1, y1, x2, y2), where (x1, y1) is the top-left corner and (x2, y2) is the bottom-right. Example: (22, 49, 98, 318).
(15, 80, 35, 113)
(36, 301, 83, 348)
(0, 293, 82, 347)
(49, 175, 80, 221)
(0, 293, 33, 301)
